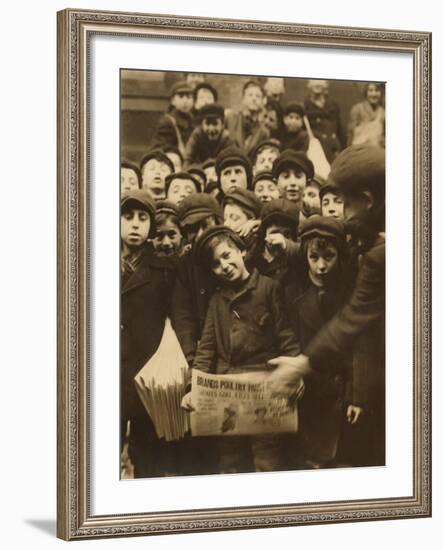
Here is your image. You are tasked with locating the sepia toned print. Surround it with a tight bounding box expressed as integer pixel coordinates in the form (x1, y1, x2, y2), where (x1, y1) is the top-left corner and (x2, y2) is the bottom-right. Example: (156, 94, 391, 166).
(120, 70, 386, 479)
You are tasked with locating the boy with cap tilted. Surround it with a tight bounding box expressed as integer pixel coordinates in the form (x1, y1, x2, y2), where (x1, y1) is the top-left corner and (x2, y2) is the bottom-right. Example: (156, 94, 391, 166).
(182, 226, 300, 473)
(185, 104, 235, 167)
(288, 215, 359, 468)
(273, 149, 315, 212)
(151, 80, 195, 156)
(215, 145, 252, 197)
(120, 189, 176, 477)
(280, 102, 309, 152)
(140, 149, 175, 202)
(268, 145, 386, 467)
(165, 171, 201, 206)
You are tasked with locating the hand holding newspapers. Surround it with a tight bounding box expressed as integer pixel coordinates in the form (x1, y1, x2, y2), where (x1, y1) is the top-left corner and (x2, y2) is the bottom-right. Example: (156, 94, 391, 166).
(190, 369, 299, 437)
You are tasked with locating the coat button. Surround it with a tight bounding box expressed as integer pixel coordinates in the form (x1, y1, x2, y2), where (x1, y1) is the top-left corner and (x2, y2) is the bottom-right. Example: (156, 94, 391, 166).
(120, 324, 124, 330)
(200, 288, 206, 295)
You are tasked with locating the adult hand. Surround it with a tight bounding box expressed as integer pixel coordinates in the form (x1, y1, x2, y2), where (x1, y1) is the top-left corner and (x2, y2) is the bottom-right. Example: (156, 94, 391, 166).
(267, 354, 311, 398)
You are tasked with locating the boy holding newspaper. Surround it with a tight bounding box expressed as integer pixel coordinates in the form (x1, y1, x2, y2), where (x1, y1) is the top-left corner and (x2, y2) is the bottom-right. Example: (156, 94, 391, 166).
(181, 225, 301, 473)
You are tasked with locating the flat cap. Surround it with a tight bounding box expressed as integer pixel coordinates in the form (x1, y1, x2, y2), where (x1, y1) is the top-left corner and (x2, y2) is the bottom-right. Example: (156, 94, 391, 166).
(222, 188, 262, 219)
(193, 225, 245, 264)
(140, 149, 175, 173)
(252, 171, 276, 190)
(260, 198, 299, 233)
(178, 193, 222, 226)
(199, 103, 225, 120)
(299, 214, 345, 242)
(215, 145, 252, 187)
(272, 149, 314, 181)
(169, 80, 193, 97)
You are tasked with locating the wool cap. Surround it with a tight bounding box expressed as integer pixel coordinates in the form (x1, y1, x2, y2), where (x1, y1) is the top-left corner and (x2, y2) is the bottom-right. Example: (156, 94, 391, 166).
(165, 172, 202, 196)
(252, 171, 277, 190)
(260, 198, 299, 233)
(215, 145, 252, 187)
(121, 160, 142, 187)
(272, 149, 315, 181)
(193, 225, 246, 264)
(299, 214, 345, 243)
(202, 158, 216, 170)
(327, 145, 385, 198)
(140, 149, 175, 174)
(178, 193, 223, 226)
(284, 102, 305, 117)
(222, 188, 262, 219)
(169, 80, 193, 97)
(250, 138, 282, 163)
(199, 103, 225, 121)
(155, 199, 179, 218)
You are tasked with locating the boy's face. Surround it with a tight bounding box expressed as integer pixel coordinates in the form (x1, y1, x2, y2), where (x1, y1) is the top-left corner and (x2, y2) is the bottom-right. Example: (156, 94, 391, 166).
(210, 241, 248, 283)
(263, 109, 278, 131)
(321, 192, 344, 219)
(203, 165, 217, 183)
(142, 158, 172, 201)
(307, 240, 338, 286)
(254, 178, 279, 203)
(165, 151, 182, 173)
(342, 190, 373, 236)
(277, 168, 307, 203)
(367, 84, 382, 106)
(283, 112, 303, 132)
(242, 85, 264, 113)
(195, 88, 215, 110)
(153, 218, 182, 257)
(224, 203, 250, 232)
(220, 165, 248, 194)
(302, 185, 321, 216)
(167, 178, 198, 206)
(171, 91, 193, 113)
(121, 208, 151, 249)
(121, 167, 139, 193)
(253, 146, 279, 175)
(185, 215, 217, 245)
(202, 117, 224, 141)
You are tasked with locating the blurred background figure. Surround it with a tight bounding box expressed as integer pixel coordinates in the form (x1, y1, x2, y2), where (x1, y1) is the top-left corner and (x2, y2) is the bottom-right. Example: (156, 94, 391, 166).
(264, 77, 286, 104)
(347, 82, 385, 148)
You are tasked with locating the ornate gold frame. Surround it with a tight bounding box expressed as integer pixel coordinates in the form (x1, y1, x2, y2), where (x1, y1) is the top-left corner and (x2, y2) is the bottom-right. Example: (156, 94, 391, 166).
(57, 8, 431, 540)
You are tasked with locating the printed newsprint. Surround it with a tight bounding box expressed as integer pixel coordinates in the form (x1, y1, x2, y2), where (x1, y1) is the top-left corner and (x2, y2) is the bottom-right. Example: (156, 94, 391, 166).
(190, 369, 298, 437)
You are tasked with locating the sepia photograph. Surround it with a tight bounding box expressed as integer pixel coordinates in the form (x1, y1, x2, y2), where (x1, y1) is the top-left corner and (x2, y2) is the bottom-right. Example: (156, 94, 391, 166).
(120, 69, 386, 479)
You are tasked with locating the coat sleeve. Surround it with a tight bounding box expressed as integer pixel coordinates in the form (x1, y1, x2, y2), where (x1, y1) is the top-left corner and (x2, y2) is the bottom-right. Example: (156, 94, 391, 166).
(270, 281, 301, 357)
(192, 298, 217, 374)
(305, 243, 385, 364)
(170, 260, 199, 366)
(150, 115, 177, 150)
(183, 127, 200, 167)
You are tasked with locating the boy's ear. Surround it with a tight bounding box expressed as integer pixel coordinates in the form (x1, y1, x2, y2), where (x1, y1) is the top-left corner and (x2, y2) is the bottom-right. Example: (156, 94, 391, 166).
(362, 190, 375, 210)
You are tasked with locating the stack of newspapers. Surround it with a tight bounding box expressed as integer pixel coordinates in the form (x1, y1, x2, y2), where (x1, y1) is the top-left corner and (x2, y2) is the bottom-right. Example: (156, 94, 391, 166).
(134, 318, 190, 441)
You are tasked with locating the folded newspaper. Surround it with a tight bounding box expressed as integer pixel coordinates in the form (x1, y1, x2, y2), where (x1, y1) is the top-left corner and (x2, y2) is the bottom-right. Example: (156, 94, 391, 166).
(190, 369, 298, 437)
(134, 318, 190, 441)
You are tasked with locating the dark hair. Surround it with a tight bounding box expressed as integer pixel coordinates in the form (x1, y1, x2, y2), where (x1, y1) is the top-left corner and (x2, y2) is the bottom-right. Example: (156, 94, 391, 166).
(155, 211, 181, 234)
(364, 82, 384, 98)
(264, 99, 284, 128)
(242, 80, 264, 96)
(201, 233, 244, 270)
(121, 161, 142, 188)
(300, 235, 347, 275)
(194, 82, 218, 103)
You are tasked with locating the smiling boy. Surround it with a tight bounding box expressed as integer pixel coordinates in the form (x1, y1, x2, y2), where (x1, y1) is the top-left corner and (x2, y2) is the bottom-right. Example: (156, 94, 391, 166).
(272, 149, 314, 210)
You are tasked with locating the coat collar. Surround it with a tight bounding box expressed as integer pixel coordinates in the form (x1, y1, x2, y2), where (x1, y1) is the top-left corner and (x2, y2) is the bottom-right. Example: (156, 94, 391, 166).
(292, 284, 325, 332)
(217, 268, 259, 304)
(122, 246, 169, 294)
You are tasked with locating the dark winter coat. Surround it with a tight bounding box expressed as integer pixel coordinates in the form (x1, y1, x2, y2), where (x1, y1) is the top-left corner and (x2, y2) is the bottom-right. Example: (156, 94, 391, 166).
(304, 97, 345, 163)
(224, 108, 270, 155)
(192, 269, 300, 375)
(170, 250, 218, 366)
(150, 108, 194, 154)
(280, 128, 309, 153)
(184, 127, 235, 167)
(121, 246, 175, 422)
(289, 279, 352, 464)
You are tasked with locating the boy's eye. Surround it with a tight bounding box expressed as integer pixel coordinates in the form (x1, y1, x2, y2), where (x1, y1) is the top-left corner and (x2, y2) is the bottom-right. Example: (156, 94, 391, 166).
(122, 213, 132, 220)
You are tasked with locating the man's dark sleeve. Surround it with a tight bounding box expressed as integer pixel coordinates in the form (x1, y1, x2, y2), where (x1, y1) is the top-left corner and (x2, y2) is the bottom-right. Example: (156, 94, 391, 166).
(305, 241, 385, 363)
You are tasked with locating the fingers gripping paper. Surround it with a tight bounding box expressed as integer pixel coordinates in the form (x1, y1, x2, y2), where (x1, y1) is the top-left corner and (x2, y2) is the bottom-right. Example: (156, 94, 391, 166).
(134, 319, 190, 441)
(190, 369, 298, 437)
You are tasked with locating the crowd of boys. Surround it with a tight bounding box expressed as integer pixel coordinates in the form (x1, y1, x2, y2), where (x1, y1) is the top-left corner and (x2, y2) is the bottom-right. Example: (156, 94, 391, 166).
(120, 74, 386, 478)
